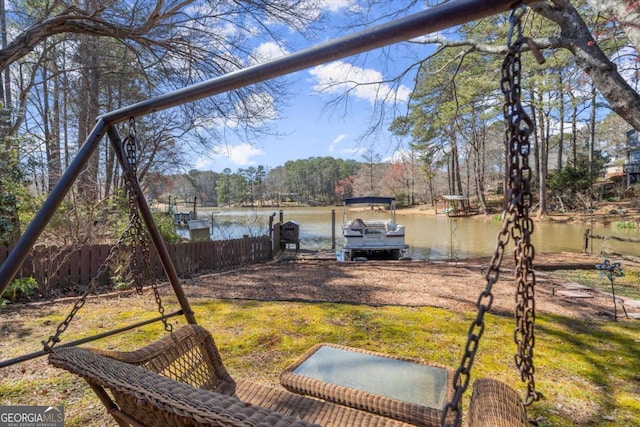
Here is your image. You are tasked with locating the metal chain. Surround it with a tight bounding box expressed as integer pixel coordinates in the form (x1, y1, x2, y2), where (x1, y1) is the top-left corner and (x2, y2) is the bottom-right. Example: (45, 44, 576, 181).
(43, 220, 137, 350)
(504, 4, 542, 407)
(122, 118, 172, 333)
(441, 5, 539, 426)
(42, 119, 173, 351)
(123, 128, 145, 296)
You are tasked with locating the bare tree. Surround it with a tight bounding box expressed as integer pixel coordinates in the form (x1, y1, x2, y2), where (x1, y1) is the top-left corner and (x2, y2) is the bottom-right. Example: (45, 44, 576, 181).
(359, 148, 382, 195)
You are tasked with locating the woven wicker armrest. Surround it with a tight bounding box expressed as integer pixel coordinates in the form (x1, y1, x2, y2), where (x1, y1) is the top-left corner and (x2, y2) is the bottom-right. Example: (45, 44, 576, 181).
(49, 346, 318, 427)
(88, 325, 235, 393)
(466, 378, 529, 427)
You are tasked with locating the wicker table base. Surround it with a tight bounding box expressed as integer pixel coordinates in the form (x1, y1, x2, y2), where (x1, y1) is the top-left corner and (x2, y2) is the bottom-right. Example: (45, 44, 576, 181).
(280, 343, 455, 427)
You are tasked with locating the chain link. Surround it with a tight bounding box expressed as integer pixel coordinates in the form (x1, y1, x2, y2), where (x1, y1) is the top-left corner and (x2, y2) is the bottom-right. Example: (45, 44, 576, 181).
(504, 5, 542, 406)
(43, 119, 172, 352)
(441, 4, 540, 425)
(42, 220, 137, 350)
(122, 118, 172, 333)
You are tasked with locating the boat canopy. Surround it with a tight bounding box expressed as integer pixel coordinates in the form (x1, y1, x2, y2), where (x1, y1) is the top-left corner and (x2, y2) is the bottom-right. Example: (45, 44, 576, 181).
(343, 197, 395, 205)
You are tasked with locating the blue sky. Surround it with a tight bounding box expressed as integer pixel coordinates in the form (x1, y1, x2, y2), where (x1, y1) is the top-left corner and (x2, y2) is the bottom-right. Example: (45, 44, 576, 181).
(191, 1, 431, 173)
(185, 2, 640, 173)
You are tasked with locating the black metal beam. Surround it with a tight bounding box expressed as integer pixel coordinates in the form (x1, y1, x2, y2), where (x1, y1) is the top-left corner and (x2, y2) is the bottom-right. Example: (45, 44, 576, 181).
(0, 310, 183, 368)
(100, 0, 524, 125)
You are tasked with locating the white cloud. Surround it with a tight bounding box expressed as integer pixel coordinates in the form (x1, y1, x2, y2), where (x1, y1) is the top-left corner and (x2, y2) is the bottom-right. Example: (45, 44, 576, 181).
(319, 0, 352, 12)
(309, 61, 410, 104)
(329, 133, 347, 152)
(194, 156, 215, 170)
(195, 143, 266, 169)
(385, 148, 419, 163)
(219, 143, 265, 166)
(250, 42, 290, 65)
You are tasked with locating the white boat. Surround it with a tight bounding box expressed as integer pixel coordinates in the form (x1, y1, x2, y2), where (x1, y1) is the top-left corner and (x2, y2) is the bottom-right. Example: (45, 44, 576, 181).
(341, 196, 409, 261)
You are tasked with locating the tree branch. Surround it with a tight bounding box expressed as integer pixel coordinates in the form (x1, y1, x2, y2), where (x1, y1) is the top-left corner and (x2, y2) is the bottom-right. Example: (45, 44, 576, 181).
(0, 1, 195, 72)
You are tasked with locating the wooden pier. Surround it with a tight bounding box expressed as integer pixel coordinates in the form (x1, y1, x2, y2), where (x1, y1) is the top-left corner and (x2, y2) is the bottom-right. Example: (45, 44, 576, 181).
(278, 248, 337, 261)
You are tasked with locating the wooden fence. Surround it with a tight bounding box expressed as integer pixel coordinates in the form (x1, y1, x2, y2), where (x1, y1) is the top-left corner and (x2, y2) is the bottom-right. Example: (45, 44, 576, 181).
(0, 235, 272, 292)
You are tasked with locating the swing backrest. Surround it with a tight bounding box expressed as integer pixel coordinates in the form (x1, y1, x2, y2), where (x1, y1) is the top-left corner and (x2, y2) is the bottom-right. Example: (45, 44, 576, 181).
(90, 324, 237, 394)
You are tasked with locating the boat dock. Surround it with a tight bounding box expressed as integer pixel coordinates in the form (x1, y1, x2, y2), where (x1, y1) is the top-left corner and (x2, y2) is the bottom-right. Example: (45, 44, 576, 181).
(278, 249, 337, 261)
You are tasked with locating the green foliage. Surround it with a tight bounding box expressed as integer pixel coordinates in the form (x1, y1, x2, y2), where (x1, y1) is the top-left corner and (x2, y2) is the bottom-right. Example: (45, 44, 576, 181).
(110, 261, 134, 291)
(152, 211, 181, 243)
(1, 277, 37, 304)
(613, 221, 637, 229)
(209, 157, 358, 206)
(547, 151, 609, 208)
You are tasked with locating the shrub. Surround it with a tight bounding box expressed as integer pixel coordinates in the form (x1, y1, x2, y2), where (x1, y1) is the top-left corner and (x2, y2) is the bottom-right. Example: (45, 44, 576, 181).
(1, 277, 37, 304)
(152, 212, 181, 243)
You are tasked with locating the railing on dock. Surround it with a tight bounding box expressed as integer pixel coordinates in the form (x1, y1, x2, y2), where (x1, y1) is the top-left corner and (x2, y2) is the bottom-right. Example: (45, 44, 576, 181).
(583, 229, 640, 253)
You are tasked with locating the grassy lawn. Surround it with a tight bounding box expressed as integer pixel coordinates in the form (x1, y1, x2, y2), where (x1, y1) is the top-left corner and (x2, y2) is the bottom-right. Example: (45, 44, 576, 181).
(1, 294, 638, 426)
(551, 267, 640, 300)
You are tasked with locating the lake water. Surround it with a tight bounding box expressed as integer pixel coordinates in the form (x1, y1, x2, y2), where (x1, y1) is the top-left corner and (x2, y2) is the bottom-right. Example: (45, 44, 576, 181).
(178, 206, 640, 261)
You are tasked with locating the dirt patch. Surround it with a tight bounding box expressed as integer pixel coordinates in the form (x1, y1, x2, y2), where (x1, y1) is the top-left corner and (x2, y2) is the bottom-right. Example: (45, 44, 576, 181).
(178, 252, 629, 321)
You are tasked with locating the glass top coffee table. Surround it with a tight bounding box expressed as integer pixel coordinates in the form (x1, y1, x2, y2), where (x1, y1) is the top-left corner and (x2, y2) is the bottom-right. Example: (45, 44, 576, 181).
(280, 343, 455, 427)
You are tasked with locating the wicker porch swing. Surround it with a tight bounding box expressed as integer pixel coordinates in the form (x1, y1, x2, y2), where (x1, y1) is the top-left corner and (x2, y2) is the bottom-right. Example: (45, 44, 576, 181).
(48, 6, 542, 426)
(0, 1, 546, 426)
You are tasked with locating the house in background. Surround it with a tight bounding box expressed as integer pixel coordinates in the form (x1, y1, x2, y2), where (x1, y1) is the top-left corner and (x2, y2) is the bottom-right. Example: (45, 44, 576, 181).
(623, 129, 640, 185)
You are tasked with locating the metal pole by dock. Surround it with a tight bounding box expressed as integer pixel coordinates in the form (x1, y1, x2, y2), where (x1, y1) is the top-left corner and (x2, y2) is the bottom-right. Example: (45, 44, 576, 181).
(331, 210, 336, 250)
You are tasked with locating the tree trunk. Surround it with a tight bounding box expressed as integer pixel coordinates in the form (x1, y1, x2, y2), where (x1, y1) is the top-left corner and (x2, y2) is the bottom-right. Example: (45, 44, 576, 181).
(570, 91, 578, 166)
(77, 35, 101, 200)
(473, 130, 488, 215)
(536, 89, 548, 218)
(0, 0, 12, 151)
(42, 58, 52, 191)
(530, 86, 540, 185)
(588, 83, 597, 206)
(449, 132, 463, 196)
(42, 44, 61, 193)
(557, 71, 565, 171)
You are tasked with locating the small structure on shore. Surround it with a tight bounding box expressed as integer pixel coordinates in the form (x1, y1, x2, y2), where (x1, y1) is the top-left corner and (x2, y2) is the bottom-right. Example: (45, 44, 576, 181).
(437, 195, 473, 217)
(188, 219, 210, 241)
(280, 220, 300, 250)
